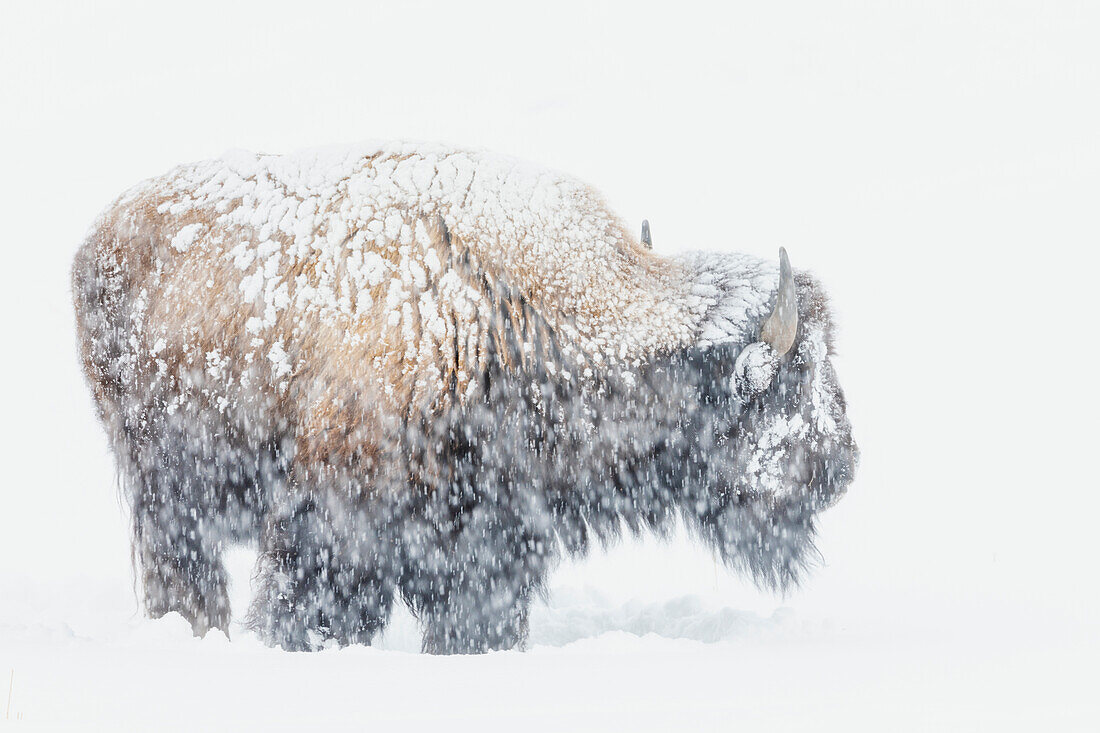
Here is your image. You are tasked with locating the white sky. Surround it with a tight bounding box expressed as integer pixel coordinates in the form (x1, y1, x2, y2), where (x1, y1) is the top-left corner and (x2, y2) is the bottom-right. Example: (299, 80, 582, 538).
(0, 1, 1097, 726)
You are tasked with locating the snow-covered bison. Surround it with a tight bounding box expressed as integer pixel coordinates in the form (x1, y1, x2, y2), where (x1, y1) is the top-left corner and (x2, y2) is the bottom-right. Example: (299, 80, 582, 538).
(73, 143, 857, 653)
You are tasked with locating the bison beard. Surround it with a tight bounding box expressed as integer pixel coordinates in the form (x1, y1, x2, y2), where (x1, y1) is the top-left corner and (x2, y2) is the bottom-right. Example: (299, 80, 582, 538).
(72, 145, 857, 653)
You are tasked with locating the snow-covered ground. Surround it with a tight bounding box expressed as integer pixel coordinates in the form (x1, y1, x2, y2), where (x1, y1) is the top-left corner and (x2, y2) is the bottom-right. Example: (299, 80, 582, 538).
(1, 1, 1097, 730)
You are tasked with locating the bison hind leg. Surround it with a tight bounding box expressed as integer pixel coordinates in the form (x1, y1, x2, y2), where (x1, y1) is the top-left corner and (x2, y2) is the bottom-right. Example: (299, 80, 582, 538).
(129, 460, 233, 636)
(136, 509, 231, 636)
(123, 412, 275, 637)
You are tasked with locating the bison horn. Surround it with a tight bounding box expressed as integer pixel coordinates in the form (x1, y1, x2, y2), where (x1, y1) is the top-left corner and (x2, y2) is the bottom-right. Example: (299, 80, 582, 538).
(640, 220, 652, 249)
(760, 247, 798, 356)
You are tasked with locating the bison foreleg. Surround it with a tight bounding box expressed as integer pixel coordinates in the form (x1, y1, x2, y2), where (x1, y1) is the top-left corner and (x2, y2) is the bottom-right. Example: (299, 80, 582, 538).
(402, 517, 547, 655)
(415, 586, 532, 655)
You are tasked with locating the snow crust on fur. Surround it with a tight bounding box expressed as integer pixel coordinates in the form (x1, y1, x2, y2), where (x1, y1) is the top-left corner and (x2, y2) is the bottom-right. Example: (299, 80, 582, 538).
(132, 146, 774, 357)
(121, 143, 770, 377)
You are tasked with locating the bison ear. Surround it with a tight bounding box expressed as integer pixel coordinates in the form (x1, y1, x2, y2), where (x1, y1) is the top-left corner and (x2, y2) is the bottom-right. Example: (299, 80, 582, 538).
(640, 220, 652, 249)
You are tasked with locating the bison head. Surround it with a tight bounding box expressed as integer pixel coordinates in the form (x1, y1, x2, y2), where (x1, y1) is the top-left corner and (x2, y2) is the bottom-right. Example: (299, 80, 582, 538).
(655, 247, 859, 591)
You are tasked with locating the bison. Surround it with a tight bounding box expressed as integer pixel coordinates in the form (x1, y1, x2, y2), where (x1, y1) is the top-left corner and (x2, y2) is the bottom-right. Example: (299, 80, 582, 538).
(72, 142, 857, 653)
